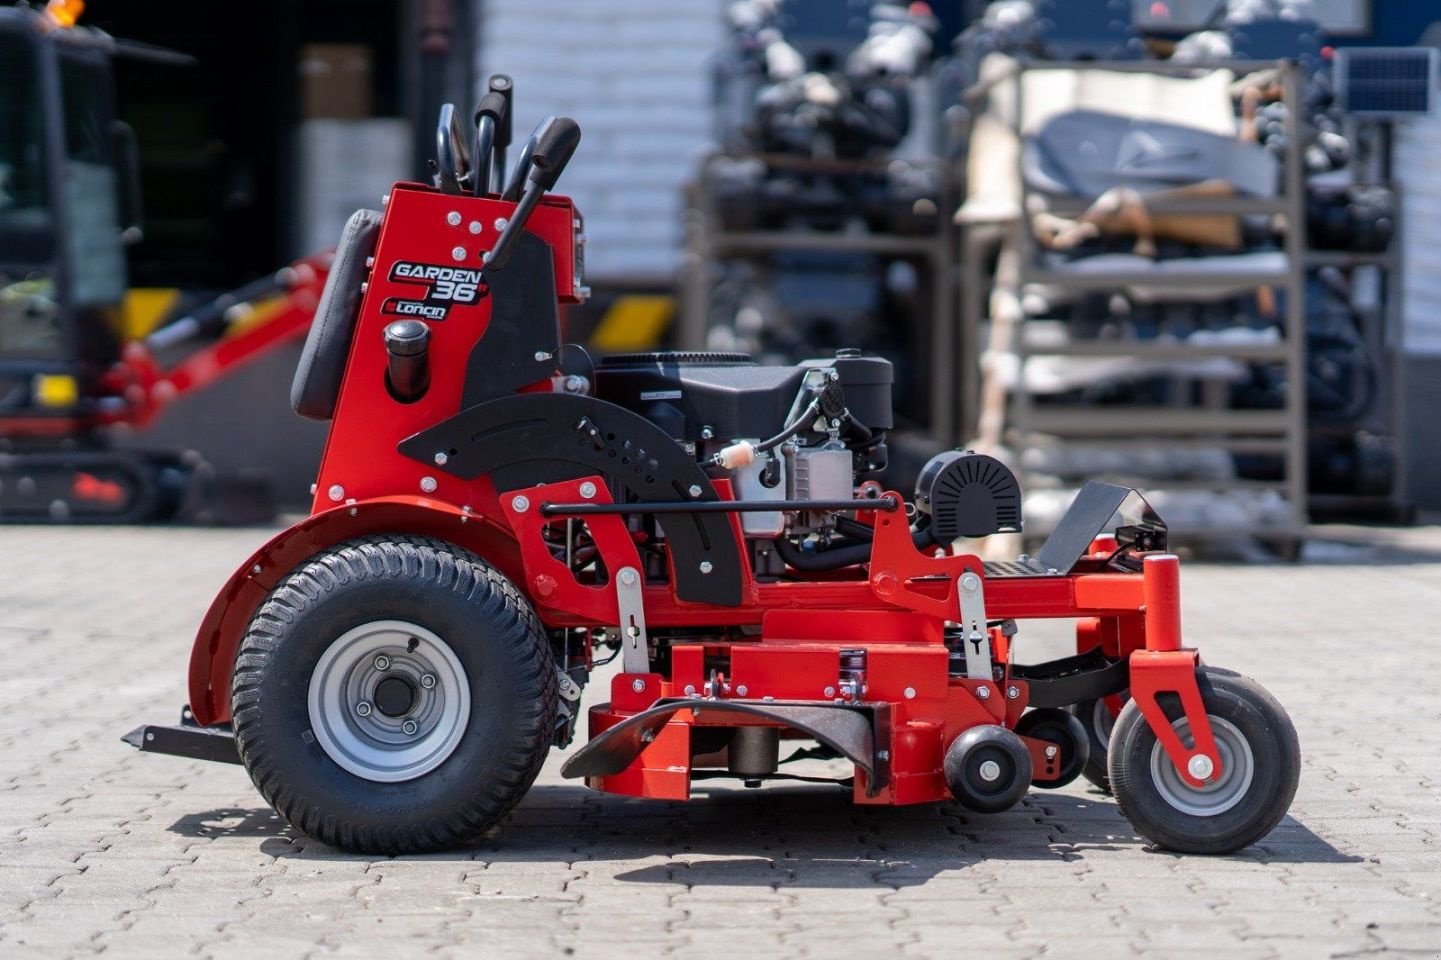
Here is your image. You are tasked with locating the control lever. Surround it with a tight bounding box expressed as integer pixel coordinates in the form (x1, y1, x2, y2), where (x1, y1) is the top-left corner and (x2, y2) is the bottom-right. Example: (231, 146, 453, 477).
(434, 103, 471, 195)
(476, 74, 513, 195)
(500, 130, 536, 203)
(483, 116, 582, 274)
(478, 75, 512, 196)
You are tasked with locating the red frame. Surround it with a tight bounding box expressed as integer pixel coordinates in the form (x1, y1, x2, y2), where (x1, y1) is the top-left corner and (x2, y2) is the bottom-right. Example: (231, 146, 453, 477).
(185, 180, 1222, 804)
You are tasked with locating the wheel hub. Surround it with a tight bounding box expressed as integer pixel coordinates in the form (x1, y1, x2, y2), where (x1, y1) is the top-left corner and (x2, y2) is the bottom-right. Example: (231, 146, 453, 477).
(1150, 715, 1254, 817)
(374, 675, 418, 717)
(307, 620, 470, 783)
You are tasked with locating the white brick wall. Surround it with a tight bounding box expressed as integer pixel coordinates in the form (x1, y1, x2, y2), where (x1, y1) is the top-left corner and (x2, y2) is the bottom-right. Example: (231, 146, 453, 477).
(477, 0, 725, 281)
(1396, 114, 1441, 356)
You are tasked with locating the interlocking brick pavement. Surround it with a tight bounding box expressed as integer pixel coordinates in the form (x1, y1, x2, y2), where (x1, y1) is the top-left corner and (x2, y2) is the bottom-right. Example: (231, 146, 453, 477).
(0, 524, 1438, 958)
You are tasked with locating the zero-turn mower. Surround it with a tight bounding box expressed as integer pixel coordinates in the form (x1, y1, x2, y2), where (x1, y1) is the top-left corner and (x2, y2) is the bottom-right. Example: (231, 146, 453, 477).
(125, 79, 1300, 856)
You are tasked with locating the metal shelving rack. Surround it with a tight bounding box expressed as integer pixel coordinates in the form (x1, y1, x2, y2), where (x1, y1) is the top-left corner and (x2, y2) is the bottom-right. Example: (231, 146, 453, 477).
(959, 60, 1309, 553)
(678, 152, 960, 445)
(1302, 139, 1409, 523)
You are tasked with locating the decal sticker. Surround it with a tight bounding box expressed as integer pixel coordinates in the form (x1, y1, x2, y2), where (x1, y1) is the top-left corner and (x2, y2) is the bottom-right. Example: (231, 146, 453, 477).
(383, 261, 488, 321)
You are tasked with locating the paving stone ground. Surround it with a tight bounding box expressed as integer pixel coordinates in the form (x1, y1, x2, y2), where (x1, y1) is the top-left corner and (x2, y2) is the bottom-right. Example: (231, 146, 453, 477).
(0, 522, 1438, 958)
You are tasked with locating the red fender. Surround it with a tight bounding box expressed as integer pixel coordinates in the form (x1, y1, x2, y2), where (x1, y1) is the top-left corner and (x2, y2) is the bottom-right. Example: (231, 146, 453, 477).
(186, 496, 524, 725)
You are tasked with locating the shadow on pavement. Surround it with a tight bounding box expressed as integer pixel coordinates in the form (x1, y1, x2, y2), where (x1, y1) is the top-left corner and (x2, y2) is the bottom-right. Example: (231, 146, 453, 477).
(168, 805, 293, 839)
(169, 781, 1362, 883)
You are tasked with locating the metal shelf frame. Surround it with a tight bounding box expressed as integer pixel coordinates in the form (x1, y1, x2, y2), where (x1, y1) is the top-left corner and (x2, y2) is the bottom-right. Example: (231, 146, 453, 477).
(958, 59, 1310, 549)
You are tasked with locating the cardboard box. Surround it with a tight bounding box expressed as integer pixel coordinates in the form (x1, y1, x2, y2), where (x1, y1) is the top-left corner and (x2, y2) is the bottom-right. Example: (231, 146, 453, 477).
(299, 44, 373, 120)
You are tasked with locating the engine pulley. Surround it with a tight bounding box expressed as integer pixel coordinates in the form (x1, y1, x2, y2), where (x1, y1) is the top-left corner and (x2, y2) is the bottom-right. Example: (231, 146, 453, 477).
(914, 450, 1022, 540)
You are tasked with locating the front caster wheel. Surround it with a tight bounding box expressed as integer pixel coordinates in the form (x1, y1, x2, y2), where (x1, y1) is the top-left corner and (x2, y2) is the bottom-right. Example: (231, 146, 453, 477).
(1108, 667, 1299, 854)
(1016, 708, 1089, 789)
(231, 535, 558, 854)
(944, 724, 1032, 813)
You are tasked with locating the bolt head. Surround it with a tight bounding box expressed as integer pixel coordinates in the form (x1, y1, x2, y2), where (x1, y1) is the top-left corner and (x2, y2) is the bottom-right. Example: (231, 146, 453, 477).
(420, 476, 438, 493)
(327, 484, 345, 502)
(631, 678, 646, 693)
(355, 702, 372, 717)
(512, 495, 530, 512)
(735, 685, 748, 697)
(823, 686, 836, 698)
(535, 350, 553, 362)
(468, 220, 482, 234)
(420, 674, 436, 689)
(402, 719, 418, 735)
(903, 686, 917, 700)
(699, 561, 713, 574)
(1006, 685, 1020, 700)
(374, 655, 391, 670)
(700, 426, 715, 440)
(433, 451, 449, 466)
(618, 568, 638, 586)
(495, 217, 509, 231)
(978, 759, 1002, 782)
(976, 685, 991, 699)
(688, 484, 703, 497)
(1188, 754, 1215, 780)
(1045, 745, 1059, 758)
(451, 245, 466, 261)
(960, 573, 981, 591)
(446, 211, 462, 226)
(684, 684, 697, 696)
(579, 481, 597, 499)
(251, 564, 263, 575)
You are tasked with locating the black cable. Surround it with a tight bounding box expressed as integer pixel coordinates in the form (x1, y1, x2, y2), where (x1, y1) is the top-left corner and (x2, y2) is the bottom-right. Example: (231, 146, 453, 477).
(753, 399, 821, 454)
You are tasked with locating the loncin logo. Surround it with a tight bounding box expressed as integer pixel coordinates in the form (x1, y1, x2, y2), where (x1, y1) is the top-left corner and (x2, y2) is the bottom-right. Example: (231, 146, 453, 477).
(382, 261, 488, 321)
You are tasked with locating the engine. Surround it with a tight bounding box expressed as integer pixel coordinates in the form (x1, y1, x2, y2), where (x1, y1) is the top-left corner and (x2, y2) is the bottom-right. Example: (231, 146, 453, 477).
(592, 350, 1022, 578)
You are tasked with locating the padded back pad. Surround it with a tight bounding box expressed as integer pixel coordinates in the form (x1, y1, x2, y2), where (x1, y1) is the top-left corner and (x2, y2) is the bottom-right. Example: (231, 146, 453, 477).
(291, 208, 382, 420)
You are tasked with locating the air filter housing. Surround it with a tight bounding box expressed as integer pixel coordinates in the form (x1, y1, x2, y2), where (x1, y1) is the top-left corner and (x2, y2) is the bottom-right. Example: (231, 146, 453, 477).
(914, 451, 1023, 540)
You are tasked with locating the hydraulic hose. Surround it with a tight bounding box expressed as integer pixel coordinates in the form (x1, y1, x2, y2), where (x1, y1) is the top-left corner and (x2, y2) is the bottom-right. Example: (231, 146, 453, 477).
(775, 525, 935, 573)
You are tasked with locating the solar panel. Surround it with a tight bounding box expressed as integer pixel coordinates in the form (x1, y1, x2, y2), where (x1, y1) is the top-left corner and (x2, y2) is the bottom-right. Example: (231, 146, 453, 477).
(1334, 47, 1439, 117)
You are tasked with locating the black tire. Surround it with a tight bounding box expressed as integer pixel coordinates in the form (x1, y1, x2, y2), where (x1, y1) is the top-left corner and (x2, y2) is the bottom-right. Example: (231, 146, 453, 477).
(1016, 708, 1090, 789)
(944, 724, 1033, 813)
(1108, 667, 1300, 855)
(1069, 692, 1126, 794)
(232, 535, 557, 854)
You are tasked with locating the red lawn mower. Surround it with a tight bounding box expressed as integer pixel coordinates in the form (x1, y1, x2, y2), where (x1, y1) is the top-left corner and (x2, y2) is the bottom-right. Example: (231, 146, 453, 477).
(126, 80, 1300, 856)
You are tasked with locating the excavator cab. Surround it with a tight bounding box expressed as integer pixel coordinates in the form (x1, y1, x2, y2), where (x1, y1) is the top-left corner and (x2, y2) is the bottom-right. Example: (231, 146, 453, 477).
(0, 4, 137, 395)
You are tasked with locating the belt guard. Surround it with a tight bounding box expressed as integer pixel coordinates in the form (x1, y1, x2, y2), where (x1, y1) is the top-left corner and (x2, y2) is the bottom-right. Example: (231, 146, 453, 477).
(560, 699, 891, 795)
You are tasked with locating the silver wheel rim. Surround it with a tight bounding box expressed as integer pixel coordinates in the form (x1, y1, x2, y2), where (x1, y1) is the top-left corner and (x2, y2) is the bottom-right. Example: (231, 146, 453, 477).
(307, 620, 470, 783)
(1149, 714, 1254, 817)
(1091, 698, 1116, 744)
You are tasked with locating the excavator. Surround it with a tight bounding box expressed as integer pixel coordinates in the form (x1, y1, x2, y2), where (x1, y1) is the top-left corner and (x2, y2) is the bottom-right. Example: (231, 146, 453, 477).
(0, 0, 325, 522)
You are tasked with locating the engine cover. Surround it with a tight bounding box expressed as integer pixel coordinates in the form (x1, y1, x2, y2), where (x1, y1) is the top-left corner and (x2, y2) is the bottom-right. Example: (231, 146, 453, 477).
(914, 451, 1023, 540)
(592, 350, 894, 444)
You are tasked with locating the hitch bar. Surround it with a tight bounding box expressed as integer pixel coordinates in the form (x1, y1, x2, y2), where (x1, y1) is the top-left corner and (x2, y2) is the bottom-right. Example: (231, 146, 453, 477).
(122, 706, 240, 765)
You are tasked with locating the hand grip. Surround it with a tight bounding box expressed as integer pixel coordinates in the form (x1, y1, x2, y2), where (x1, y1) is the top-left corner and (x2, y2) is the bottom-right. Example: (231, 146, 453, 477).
(474, 90, 509, 131)
(485, 74, 514, 148)
(527, 116, 582, 192)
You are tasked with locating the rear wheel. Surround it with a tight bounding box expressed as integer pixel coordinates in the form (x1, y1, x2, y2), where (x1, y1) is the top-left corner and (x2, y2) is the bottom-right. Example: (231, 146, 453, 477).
(1069, 692, 1126, 794)
(1108, 667, 1299, 854)
(232, 535, 557, 854)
